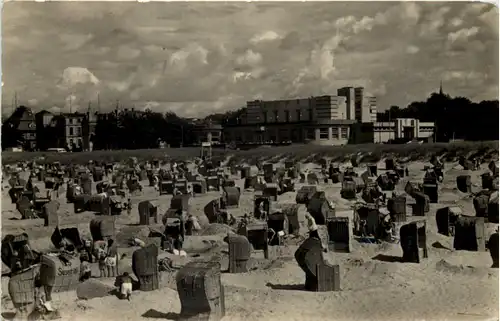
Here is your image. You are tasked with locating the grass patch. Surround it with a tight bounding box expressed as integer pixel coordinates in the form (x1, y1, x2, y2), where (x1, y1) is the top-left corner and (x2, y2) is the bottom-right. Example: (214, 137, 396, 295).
(2, 141, 498, 167)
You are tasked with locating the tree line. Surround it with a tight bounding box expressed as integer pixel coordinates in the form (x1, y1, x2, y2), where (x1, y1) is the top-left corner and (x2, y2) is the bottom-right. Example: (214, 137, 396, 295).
(2, 92, 498, 151)
(377, 93, 498, 141)
(93, 109, 197, 150)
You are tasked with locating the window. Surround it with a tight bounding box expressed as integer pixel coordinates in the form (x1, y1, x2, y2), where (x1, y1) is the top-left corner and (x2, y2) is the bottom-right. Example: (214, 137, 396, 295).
(69, 127, 74, 136)
(308, 108, 313, 121)
(274, 110, 279, 122)
(319, 128, 329, 140)
(341, 127, 348, 139)
(284, 110, 290, 122)
(306, 129, 315, 140)
(263, 112, 268, 123)
(332, 127, 339, 139)
(76, 127, 81, 136)
(296, 110, 301, 121)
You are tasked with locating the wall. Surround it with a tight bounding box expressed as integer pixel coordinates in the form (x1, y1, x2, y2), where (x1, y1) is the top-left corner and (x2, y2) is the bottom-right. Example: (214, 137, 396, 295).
(313, 95, 347, 120)
(367, 96, 377, 122)
(349, 122, 375, 144)
(64, 116, 84, 148)
(418, 121, 435, 139)
(246, 98, 312, 124)
(306, 126, 350, 146)
(246, 95, 348, 125)
(224, 122, 352, 145)
(337, 87, 355, 120)
(373, 119, 435, 143)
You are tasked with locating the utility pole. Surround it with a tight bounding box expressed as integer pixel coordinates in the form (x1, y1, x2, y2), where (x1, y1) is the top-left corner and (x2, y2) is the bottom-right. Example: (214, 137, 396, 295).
(181, 124, 184, 147)
(69, 96, 73, 114)
(13, 91, 18, 116)
(97, 93, 101, 113)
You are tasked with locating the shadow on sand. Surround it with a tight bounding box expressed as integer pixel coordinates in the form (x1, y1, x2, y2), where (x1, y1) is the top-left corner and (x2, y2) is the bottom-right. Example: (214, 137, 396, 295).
(142, 309, 180, 320)
(371, 254, 402, 263)
(265, 282, 307, 291)
(432, 241, 452, 250)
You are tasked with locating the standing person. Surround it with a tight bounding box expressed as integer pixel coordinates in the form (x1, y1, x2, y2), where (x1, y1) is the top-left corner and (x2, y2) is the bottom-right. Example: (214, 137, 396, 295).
(105, 239, 118, 277)
(80, 258, 92, 282)
(172, 210, 187, 256)
(305, 212, 319, 239)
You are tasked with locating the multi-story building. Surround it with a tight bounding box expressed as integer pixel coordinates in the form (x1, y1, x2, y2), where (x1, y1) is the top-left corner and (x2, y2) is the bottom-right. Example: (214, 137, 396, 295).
(51, 112, 86, 150)
(337, 87, 356, 120)
(224, 95, 356, 146)
(338, 87, 377, 123)
(3, 106, 37, 150)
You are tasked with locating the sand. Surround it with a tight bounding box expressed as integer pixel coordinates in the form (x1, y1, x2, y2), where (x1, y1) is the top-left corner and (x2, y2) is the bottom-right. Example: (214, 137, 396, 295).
(1, 160, 498, 321)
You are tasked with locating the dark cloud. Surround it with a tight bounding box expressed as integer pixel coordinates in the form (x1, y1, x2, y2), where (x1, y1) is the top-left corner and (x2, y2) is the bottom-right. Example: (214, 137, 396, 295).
(2, 1, 498, 117)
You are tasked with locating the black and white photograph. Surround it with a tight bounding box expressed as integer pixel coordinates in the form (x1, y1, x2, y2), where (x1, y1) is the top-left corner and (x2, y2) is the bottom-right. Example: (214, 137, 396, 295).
(1, 1, 499, 320)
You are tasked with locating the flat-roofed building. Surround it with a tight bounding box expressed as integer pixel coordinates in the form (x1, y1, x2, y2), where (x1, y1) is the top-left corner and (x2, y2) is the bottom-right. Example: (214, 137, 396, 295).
(224, 95, 355, 146)
(373, 118, 435, 143)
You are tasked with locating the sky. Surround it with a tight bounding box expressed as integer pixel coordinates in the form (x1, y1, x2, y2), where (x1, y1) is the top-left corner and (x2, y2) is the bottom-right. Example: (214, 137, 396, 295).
(2, 1, 498, 117)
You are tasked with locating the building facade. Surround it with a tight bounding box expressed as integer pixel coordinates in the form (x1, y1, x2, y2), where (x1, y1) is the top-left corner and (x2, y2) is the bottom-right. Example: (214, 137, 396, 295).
(337, 87, 356, 120)
(338, 87, 377, 123)
(224, 95, 355, 145)
(373, 118, 435, 143)
(3, 106, 37, 151)
(51, 113, 86, 150)
(192, 122, 223, 145)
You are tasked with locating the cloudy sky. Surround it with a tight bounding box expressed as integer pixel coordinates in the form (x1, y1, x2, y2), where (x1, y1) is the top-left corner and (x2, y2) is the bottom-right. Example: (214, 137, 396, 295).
(2, 1, 498, 117)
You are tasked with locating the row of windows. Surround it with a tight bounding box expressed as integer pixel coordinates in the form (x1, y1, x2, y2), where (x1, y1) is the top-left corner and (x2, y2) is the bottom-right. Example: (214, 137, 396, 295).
(307, 127, 349, 140)
(67, 118, 83, 125)
(259, 109, 314, 123)
(68, 127, 82, 136)
(228, 126, 349, 142)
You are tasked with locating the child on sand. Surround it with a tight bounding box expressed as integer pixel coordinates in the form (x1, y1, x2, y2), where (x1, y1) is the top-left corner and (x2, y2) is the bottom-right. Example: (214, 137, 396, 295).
(118, 272, 133, 301)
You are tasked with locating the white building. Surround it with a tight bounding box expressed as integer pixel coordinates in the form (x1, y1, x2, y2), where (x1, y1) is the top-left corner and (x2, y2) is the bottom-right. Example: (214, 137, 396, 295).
(373, 118, 435, 143)
(338, 86, 377, 123)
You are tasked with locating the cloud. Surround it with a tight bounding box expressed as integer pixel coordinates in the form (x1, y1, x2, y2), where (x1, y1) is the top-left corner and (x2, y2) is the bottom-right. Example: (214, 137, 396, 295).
(406, 45, 420, 54)
(2, 2, 497, 117)
(450, 17, 463, 28)
(57, 67, 100, 90)
(235, 50, 263, 67)
(447, 27, 479, 44)
(250, 30, 281, 44)
(419, 6, 450, 36)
